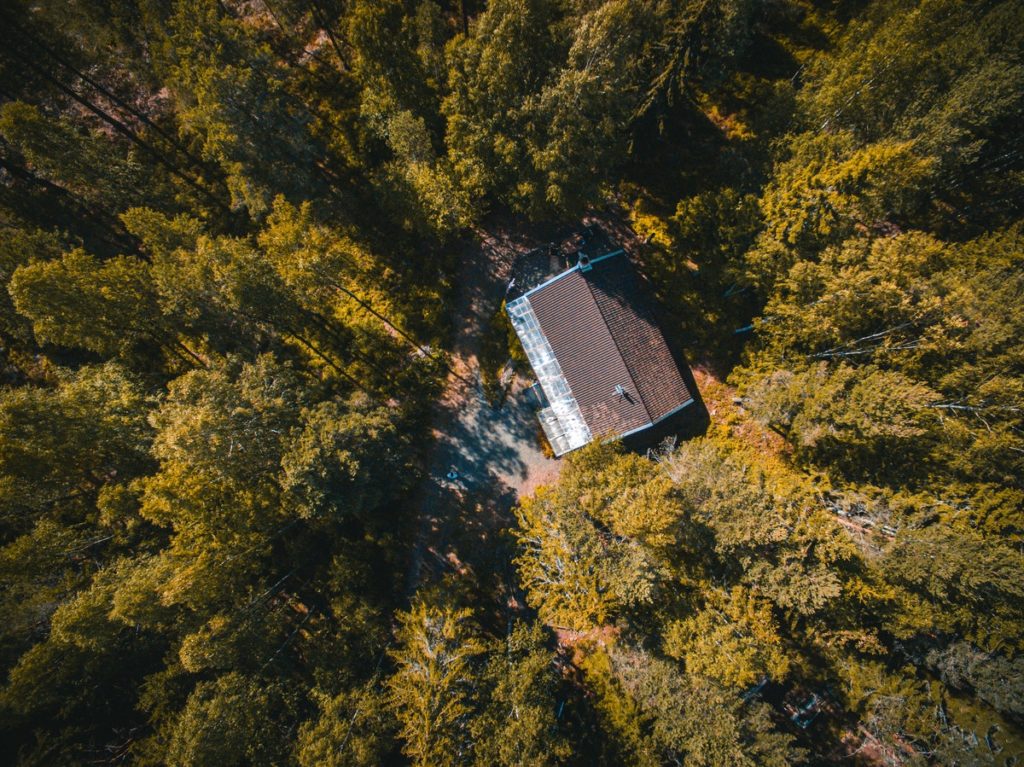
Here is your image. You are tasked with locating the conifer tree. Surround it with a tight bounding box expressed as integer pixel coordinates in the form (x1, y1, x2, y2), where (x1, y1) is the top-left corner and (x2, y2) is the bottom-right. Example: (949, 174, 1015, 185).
(387, 596, 486, 767)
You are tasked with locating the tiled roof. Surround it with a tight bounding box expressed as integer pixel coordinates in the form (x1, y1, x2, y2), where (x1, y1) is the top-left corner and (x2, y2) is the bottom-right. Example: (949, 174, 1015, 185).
(510, 250, 692, 451)
(586, 254, 692, 425)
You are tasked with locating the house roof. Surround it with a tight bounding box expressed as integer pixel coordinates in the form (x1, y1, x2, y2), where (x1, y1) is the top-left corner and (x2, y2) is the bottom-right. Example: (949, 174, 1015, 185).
(506, 249, 692, 454)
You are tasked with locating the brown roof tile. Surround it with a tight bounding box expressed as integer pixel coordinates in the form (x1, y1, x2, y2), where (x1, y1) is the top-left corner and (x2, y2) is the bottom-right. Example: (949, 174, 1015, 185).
(525, 252, 691, 440)
(586, 255, 692, 423)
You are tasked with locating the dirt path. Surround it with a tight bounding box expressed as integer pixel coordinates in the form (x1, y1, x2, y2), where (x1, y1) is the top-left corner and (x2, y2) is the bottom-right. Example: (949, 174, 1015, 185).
(404, 225, 561, 596)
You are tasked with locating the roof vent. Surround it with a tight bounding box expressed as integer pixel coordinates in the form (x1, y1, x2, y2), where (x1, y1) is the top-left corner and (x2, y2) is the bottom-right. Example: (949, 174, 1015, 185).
(615, 384, 626, 398)
(578, 254, 592, 272)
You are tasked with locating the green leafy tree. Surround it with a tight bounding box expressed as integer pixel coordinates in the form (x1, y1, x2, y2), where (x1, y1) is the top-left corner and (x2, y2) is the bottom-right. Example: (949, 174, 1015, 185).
(280, 397, 411, 520)
(740, 226, 1024, 486)
(165, 0, 323, 216)
(581, 645, 799, 767)
(0, 362, 153, 514)
(164, 673, 297, 767)
(0, 101, 146, 213)
(525, 0, 660, 213)
(663, 438, 855, 618)
(746, 133, 936, 286)
(514, 486, 618, 630)
(880, 524, 1024, 651)
(469, 621, 570, 767)
(294, 684, 396, 767)
(841, 659, 994, 766)
(663, 585, 791, 689)
(926, 642, 1024, 719)
(349, 0, 471, 234)
(387, 596, 486, 767)
(442, 0, 562, 210)
(744, 363, 938, 477)
(802, 0, 1024, 224)
(513, 446, 682, 631)
(9, 248, 169, 359)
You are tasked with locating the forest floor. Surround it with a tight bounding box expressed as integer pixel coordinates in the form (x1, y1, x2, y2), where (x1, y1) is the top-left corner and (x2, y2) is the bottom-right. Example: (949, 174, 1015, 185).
(404, 219, 562, 597)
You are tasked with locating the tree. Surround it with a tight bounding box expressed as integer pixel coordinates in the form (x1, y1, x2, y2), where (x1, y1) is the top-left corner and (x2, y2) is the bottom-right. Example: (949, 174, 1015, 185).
(746, 133, 936, 287)
(663, 585, 790, 689)
(0, 554, 164, 767)
(749, 232, 960, 373)
(525, 0, 660, 213)
(801, 0, 1024, 226)
(347, 0, 447, 133)
(582, 645, 799, 767)
(740, 227, 1024, 486)
(840, 659, 993, 766)
(367, 102, 474, 236)
(663, 438, 855, 618)
(442, 0, 563, 211)
(639, 0, 757, 117)
(280, 397, 411, 520)
(347, 0, 472, 235)
(880, 524, 1024, 651)
(164, 673, 297, 767)
(514, 445, 697, 630)
(387, 596, 486, 767)
(0, 226, 62, 356)
(257, 198, 445, 392)
(744, 362, 938, 477)
(164, 0, 324, 217)
(0, 101, 146, 213)
(0, 362, 153, 515)
(9, 248, 167, 359)
(514, 486, 618, 630)
(294, 684, 396, 767)
(469, 621, 570, 767)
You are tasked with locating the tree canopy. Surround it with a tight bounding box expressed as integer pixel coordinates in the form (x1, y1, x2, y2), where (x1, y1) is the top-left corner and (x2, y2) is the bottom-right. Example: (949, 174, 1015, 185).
(0, 0, 1021, 764)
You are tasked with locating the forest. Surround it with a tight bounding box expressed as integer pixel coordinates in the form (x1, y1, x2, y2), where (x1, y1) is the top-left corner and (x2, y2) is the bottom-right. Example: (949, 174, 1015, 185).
(0, 0, 1022, 765)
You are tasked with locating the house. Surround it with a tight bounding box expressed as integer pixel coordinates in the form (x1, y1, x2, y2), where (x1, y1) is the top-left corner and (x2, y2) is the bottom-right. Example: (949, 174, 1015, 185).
(506, 246, 694, 456)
